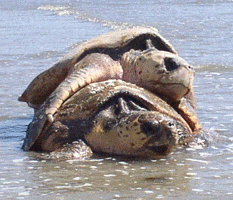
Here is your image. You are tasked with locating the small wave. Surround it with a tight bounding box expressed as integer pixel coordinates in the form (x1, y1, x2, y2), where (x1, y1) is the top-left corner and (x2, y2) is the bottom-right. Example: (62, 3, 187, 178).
(81, 17, 133, 30)
(37, 5, 136, 31)
(26, 51, 62, 60)
(195, 64, 233, 72)
(37, 5, 74, 16)
(186, 127, 229, 151)
(38, 140, 93, 160)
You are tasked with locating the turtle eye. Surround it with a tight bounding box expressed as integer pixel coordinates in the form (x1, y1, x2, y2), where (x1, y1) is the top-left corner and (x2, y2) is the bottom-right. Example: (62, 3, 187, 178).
(164, 58, 179, 71)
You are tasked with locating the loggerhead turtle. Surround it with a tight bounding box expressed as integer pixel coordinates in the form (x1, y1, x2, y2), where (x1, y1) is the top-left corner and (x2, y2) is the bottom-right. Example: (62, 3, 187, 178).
(20, 27, 202, 151)
(26, 80, 193, 157)
(19, 27, 177, 111)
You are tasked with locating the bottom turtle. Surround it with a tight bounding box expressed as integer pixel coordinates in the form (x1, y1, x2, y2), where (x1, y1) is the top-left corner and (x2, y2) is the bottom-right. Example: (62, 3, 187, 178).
(24, 80, 195, 158)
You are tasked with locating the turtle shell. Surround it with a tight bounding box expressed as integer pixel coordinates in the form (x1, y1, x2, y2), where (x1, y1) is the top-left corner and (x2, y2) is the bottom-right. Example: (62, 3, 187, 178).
(24, 80, 193, 157)
(18, 27, 177, 107)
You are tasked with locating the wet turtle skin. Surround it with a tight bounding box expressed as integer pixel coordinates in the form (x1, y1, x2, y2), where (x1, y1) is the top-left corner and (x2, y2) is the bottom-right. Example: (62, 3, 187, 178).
(20, 27, 202, 153)
(26, 80, 193, 158)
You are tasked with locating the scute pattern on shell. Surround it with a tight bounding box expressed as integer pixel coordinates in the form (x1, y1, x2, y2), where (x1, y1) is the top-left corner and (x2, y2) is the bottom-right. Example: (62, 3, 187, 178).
(19, 27, 176, 106)
(26, 80, 193, 156)
(20, 27, 202, 155)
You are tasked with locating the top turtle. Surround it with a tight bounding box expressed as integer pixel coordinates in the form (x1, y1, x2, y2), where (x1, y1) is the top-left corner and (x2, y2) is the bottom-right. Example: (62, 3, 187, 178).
(19, 27, 201, 135)
(19, 27, 176, 107)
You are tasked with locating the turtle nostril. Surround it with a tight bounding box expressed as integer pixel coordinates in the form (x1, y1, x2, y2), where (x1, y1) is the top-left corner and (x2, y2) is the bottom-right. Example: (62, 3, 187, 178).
(141, 121, 161, 136)
(188, 65, 194, 70)
(164, 58, 179, 71)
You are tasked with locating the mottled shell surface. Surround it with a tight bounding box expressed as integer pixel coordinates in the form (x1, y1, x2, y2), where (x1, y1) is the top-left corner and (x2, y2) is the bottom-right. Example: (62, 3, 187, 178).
(58, 80, 187, 126)
(19, 27, 176, 106)
(24, 80, 192, 153)
(20, 27, 202, 153)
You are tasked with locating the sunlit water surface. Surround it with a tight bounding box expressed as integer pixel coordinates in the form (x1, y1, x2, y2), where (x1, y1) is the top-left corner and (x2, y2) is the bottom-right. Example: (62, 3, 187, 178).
(1, 0, 233, 199)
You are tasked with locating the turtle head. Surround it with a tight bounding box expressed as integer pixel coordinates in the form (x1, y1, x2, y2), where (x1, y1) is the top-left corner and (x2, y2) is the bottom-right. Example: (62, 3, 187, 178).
(137, 49, 194, 102)
(85, 96, 191, 158)
(122, 49, 195, 102)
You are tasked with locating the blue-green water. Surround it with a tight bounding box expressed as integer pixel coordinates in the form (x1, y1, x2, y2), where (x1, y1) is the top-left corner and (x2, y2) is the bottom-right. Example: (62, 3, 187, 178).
(1, 0, 233, 199)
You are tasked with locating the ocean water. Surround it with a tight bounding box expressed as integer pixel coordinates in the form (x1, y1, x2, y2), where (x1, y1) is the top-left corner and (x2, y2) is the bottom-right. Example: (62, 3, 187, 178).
(1, 0, 233, 199)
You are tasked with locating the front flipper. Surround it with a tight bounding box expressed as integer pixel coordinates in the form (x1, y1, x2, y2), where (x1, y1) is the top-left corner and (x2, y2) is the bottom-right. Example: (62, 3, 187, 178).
(44, 53, 123, 123)
(178, 91, 202, 133)
(22, 53, 123, 150)
(22, 108, 48, 151)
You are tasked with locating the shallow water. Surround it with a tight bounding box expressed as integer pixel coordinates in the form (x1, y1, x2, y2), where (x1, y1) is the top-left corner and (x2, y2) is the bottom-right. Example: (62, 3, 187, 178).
(1, 0, 233, 199)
